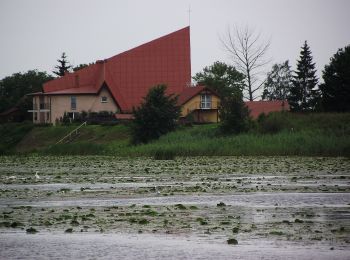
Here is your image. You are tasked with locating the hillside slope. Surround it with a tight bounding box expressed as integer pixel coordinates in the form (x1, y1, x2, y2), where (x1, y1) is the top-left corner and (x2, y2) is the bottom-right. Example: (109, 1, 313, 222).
(1, 112, 349, 156)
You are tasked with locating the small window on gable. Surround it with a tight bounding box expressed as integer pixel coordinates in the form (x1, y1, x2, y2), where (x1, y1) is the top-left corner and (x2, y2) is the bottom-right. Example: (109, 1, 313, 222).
(200, 94, 212, 109)
(101, 96, 108, 103)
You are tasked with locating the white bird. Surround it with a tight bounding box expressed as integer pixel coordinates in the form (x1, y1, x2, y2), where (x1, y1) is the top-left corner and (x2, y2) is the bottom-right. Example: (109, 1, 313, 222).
(35, 171, 40, 180)
(7, 176, 17, 180)
(155, 186, 161, 196)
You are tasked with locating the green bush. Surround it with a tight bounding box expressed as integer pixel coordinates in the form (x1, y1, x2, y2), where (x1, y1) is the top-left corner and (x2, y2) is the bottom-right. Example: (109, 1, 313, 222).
(132, 84, 180, 144)
(219, 94, 251, 135)
(257, 112, 289, 134)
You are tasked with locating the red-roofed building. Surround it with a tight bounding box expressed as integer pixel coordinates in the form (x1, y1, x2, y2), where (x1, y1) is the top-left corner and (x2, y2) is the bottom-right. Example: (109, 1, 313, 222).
(28, 27, 191, 124)
(245, 100, 289, 119)
(28, 26, 288, 125)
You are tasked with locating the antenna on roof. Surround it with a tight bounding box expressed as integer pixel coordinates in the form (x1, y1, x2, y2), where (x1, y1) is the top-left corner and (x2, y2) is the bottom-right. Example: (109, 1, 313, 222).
(188, 5, 192, 26)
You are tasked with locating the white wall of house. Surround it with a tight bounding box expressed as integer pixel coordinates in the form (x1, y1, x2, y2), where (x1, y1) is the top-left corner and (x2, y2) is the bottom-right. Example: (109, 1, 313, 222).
(31, 88, 119, 124)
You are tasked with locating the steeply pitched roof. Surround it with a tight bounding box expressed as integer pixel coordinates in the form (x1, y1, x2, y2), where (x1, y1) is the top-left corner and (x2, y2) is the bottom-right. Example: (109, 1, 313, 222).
(43, 27, 191, 112)
(178, 86, 218, 105)
(42, 86, 98, 95)
(245, 100, 289, 118)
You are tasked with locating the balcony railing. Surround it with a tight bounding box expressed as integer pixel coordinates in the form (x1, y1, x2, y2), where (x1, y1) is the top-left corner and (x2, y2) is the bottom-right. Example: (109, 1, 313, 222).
(186, 101, 220, 112)
(29, 103, 50, 111)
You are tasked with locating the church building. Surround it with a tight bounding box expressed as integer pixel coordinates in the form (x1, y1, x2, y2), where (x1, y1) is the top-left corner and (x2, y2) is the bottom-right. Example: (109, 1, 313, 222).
(28, 27, 287, 124)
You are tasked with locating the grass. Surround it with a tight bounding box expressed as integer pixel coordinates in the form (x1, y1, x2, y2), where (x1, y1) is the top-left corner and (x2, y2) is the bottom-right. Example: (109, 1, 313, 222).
(0, 122, 34, 154)
(4, 112, 350, 156)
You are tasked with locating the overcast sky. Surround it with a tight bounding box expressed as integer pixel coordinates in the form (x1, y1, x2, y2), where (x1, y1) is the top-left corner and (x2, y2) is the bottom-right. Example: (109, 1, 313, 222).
(1, 0, 349, 83)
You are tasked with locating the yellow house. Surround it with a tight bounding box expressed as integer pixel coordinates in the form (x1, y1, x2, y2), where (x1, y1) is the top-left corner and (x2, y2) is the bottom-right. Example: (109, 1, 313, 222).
(178, 86, 220, 123)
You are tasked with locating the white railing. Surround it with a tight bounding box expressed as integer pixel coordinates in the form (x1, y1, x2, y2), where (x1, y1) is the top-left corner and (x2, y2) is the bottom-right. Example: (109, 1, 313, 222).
(56, 121, 87, 144)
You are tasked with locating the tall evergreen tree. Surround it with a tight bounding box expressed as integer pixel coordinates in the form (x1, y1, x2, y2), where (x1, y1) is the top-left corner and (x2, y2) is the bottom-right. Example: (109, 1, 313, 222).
(53, 52, 72, 77)
(288, 41, 319, 111)
(319, 45, 350, 112)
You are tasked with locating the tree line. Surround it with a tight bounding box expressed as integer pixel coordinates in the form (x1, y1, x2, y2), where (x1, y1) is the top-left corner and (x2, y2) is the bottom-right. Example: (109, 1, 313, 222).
(0, 52, 91, 120)
(195, 27, 349, 113)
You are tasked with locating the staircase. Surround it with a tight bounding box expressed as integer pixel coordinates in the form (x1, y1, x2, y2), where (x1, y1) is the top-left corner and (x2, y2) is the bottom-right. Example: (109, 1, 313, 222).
(56, 121, 87, 144)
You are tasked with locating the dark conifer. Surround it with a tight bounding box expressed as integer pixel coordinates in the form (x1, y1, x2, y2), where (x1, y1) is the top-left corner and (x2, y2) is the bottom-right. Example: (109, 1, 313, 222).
(53, 52, 72, 77)
(288, 41, 318, 111)
(320, 45, 350, 112)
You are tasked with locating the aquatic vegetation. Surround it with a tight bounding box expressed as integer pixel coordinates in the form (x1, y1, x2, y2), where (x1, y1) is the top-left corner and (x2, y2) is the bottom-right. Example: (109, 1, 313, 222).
(227, 238, 238, 245)
(217, 202, 226, 207)
(138, 219, 149, 225)
(269, 230, 284, 236)
(0, 155, 349, 250)
(26, 227, 38, 234)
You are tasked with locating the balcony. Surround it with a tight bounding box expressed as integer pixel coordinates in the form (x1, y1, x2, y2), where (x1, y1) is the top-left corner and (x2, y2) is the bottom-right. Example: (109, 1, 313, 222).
(186, 101, 220, 112)
(28, 103, 50, 112)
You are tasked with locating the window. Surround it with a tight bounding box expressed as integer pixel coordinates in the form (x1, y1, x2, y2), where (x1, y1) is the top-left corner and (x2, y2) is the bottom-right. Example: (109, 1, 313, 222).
(101, 96, 108, 103)
(39, 96, 45, 109)
(200, 94, 211, 109)
(71, 96, 76, 110)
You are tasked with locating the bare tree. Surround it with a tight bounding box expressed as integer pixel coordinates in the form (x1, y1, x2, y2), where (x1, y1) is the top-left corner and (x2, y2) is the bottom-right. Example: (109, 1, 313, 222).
(221, 25, 270, 101)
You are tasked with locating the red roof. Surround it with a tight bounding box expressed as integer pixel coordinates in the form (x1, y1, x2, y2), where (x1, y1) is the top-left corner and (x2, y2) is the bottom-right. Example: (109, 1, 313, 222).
(43, 27, 191, 113)
(245, 100, 289, 118)
(42, 86, 97, 95)
(178, 86, 218, 105)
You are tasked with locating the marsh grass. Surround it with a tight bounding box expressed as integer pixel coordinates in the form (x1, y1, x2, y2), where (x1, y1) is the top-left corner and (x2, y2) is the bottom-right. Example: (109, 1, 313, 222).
(8, 112, 350, 156)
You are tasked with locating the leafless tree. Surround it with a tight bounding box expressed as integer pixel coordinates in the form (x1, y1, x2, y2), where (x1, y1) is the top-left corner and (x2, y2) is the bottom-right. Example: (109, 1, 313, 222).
(221, 25, 270, 101)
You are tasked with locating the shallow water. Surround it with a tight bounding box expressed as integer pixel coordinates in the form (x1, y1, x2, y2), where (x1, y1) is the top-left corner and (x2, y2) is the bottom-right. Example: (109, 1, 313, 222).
(1, 192, 349, 208)
(0, 232, 349, 260)
(1, 156, 349, 259)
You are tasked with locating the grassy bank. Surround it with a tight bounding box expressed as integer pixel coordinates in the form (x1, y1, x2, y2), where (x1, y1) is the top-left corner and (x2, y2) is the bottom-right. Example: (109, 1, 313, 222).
(0, 122, 34, 154)
(1, 112, 349, 156)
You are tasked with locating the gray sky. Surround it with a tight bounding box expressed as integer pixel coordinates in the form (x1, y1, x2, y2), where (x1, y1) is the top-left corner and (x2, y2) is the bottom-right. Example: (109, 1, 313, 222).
(1, 0, 349, 83)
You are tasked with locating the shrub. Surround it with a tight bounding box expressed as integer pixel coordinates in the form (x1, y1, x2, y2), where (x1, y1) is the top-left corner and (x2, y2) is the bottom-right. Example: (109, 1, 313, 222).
(131, 84, 180, 144)
(258, 112, 289, 134)
(219, 94, 251, 135)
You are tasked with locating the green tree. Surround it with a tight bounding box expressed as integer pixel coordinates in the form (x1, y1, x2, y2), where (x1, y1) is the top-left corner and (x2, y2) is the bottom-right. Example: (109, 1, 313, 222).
(262, 61, 292, 101)
(131, 84, 180, 144)
(0, 70, 53, 120)
(53, 52, 72, 77)
(319, 45, 350, 112)
(219, 91, 250, 135)
(289, 41, 319, 111)
(193, 61, 245, 98)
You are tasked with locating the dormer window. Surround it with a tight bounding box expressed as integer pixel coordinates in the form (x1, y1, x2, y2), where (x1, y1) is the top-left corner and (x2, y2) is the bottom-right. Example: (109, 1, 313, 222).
(101, 96, 108, 103)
